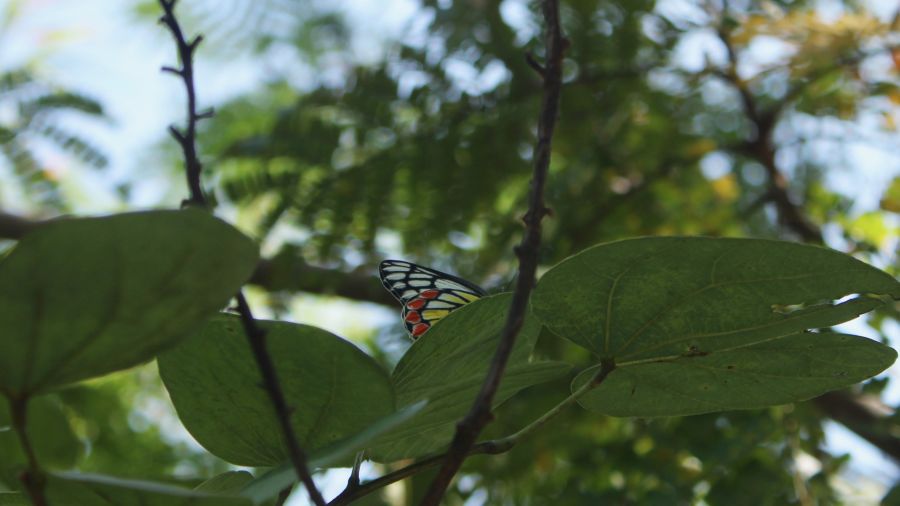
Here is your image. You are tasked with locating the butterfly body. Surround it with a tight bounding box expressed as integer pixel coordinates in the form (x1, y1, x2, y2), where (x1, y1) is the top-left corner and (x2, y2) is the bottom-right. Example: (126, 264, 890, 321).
(379, 260, 486, 338)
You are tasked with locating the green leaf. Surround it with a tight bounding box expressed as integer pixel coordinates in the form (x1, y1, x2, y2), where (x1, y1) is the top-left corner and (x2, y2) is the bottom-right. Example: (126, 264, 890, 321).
(194, 471, 254, 495)
(240, 400, 427, 504)
(0, 396, 80, 487)
(41, 471, 251, 505)
(532, 237, 900, 416)
(0, 210, 258, 396)
(368, 294, 570, 462)
(573, 332, 895, 416)
(157, 315, 395, 466)
(0, 493, 28, 505)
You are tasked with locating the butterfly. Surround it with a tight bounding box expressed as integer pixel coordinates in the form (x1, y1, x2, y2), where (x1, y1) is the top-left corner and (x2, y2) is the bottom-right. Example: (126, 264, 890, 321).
(379, 260, 486, 339)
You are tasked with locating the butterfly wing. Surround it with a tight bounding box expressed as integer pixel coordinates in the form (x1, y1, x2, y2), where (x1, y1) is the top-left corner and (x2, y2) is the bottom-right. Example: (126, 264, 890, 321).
(379, 260, 486, 339)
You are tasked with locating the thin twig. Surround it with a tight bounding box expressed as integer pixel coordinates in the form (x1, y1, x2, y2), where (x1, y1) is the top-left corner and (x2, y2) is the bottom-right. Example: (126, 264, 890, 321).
(275, 485, 293, 506)
(418, 3, 566, 502)
(524, 51, 546, 76)
(330, 362, 615, 506)
(157, 0, 205, 206)
(156, 2, 326, 505)
(9, 395, 48, 506)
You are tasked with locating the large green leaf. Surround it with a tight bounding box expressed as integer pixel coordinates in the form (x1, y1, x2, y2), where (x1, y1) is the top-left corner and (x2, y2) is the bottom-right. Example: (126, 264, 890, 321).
(42, 472, 250, 505)
(368, 294, 570, 462)
(532, 237, 899, 416)
(157, 315, 395, 466)
(0, 210, 258, 396)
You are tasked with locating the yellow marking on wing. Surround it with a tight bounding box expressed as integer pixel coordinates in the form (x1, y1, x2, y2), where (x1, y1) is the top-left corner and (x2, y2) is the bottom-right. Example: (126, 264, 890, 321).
(440, 293, 467, 304)
(457, 291, 481, 302)
(422, 309, 451, 322)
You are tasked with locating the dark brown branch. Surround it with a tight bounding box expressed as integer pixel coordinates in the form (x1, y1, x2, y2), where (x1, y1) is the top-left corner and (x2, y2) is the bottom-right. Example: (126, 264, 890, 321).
(418, 1, 566, 503)
(249, 248, 396, 307)
(9, 395, 47, 506)
(157, 2, 325, 504)
(234, 294, 325, 505)
(814, 391, 900, 463)
(713, 24, 821, 244)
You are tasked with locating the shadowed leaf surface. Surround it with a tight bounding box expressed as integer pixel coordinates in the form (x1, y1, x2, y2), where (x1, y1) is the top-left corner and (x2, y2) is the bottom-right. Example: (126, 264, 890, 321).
(158, 315, 395, 466)
(533, 237, 899, 416)
(0, 210, 258, 396)
(573, 332, 895, 416)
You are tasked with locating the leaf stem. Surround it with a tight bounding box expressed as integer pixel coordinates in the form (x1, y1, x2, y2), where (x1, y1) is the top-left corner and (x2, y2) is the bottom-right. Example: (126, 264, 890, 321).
(9, 395, 48, 506)
(495, 359, 615, 446)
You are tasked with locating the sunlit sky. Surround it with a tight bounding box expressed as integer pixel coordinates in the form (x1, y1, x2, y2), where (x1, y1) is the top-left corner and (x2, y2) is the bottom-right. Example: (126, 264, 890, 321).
(1, 0, 898, 504)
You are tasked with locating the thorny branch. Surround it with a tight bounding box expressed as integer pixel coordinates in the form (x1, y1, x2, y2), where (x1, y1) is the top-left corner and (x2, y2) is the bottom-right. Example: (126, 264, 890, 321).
(418, 1, 567, 503)
(157, 2, 326, 504)
(158, 0, 209, 207)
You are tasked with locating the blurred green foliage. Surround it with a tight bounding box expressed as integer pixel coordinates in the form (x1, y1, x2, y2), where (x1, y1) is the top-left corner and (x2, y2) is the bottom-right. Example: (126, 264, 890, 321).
(0, 68, 107, 211)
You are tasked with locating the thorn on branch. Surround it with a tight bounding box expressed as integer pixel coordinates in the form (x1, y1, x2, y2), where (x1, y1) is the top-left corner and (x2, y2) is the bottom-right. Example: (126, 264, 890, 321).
(161, 65, 182, 76)
(168, 125, 186, 143)
(525, 51, 546, 77)
(189, 35, 204, 52)
(197, 107, 216, 120)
